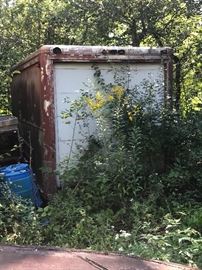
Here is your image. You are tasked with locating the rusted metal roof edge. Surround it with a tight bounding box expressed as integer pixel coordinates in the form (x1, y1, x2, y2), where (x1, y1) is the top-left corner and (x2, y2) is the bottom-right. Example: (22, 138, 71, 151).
(11, 45, 173, 72)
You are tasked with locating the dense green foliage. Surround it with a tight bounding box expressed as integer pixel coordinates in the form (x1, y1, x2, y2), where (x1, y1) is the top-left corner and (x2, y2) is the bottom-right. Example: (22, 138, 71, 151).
(50, 72, 201, 266)
(0, 180, 42, 244)
(0, 0, 201, 113)
(1, 73, 202, 267)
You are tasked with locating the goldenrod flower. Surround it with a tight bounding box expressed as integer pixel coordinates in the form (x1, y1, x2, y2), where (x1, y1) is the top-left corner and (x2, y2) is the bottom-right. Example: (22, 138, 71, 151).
(95, 91, 103, 101)
(107, 95, 114, 102)
(85, 91, 106, 111)
(111, 85, 125, 99)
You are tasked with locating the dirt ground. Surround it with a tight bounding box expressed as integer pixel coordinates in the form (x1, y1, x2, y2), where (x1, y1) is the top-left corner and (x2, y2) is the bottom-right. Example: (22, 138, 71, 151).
(0, 245, 199, 270)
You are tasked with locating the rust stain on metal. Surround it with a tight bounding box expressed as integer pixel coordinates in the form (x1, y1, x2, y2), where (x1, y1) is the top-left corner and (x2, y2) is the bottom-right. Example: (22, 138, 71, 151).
(39, 52, 57, 198)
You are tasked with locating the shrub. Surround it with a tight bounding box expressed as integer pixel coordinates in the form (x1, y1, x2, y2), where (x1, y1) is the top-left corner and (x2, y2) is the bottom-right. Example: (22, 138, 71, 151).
(56, 68, 202, 267)
(0, 181, 43, 245)
(61, 68, 202, 210)
(0, 68, 201, 268)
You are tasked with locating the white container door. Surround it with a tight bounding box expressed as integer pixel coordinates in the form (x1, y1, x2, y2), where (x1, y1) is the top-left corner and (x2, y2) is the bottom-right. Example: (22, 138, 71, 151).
(54, 63, 163, 169)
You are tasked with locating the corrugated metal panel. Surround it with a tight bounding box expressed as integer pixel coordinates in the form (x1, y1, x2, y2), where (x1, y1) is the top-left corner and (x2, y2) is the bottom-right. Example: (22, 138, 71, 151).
(11, 64, 44, 192)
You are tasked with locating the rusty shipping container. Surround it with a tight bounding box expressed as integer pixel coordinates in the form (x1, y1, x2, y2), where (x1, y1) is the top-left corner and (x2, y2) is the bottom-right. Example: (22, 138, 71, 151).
(11, 45, 173, 199)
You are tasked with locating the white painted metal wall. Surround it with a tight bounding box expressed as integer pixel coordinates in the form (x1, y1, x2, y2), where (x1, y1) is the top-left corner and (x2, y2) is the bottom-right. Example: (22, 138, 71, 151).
(54, 63, 164, 166)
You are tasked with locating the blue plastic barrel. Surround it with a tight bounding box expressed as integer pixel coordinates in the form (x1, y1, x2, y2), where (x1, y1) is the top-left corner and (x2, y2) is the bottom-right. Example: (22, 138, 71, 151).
(0, 163, 43, 207)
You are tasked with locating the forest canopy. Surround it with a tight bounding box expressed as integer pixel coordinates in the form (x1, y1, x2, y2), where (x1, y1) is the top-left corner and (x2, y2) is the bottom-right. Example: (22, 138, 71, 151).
(0, 0, 201, 113)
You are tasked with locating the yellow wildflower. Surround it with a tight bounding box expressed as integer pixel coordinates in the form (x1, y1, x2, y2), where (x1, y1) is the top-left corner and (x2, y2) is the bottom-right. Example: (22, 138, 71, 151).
(111, 85, 125, 99)
(95, 91, 103, 101)
(107, 95, 114, 102)
(85, 91, 106, 111)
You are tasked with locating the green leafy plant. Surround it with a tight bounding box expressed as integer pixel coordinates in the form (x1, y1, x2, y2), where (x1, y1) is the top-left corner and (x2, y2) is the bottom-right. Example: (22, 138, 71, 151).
(56, 68, 202, 267)
(0, 180, 43, 245)
(0, 65, 201, 268)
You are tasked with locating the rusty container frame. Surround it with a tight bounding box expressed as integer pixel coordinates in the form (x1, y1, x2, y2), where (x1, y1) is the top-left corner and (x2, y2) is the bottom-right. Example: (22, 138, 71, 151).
(11, 45, 173, 199)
